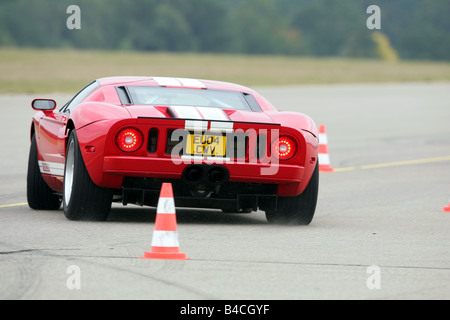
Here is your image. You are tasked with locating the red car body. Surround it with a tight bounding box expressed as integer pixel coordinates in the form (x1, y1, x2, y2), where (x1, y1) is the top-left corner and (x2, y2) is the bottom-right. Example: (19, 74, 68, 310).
(28, 77, 319, 224)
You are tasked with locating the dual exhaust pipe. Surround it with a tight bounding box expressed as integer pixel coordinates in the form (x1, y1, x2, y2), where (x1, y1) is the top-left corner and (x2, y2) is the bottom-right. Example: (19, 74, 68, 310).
(183, 165, 229, 185)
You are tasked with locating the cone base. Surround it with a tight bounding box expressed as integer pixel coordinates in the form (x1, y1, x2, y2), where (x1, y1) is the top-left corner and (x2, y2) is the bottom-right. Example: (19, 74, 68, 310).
(319, 165, 334, 172)
(443, 206, 450, 212)
(140, 251, 189, 260)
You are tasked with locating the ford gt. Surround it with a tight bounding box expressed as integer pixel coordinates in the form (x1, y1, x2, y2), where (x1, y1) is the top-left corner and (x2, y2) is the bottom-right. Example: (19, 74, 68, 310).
(27, 77, 319, 224)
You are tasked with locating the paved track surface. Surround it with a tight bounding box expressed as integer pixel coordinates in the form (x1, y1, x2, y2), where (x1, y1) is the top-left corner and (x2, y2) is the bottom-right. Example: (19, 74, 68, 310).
(0, 82, 449, 300)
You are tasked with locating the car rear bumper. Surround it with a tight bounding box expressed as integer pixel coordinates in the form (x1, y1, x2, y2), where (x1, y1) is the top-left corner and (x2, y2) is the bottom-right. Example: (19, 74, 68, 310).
(103, 155, 304, 185)
(102, 155, 306, 209)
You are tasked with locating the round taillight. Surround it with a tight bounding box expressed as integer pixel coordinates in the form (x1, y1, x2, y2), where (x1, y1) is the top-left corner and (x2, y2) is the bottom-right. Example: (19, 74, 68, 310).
(116, 128, 143, 152)
(272, 136, 296, 160)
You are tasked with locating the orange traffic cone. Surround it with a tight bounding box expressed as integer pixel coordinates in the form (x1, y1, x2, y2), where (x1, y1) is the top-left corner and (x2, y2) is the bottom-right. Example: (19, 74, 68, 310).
(443, 200, 450, 212)
(140, 183, 189, 260)
(318, 124, 334, 172)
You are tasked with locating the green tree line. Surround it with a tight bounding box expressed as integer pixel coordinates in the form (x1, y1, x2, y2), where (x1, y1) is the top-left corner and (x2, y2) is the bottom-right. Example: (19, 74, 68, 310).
(0, 0, 448, 61)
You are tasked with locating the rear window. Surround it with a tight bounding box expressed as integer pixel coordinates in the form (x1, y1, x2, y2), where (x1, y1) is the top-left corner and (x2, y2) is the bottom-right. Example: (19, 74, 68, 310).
(122, 86, 261, 112)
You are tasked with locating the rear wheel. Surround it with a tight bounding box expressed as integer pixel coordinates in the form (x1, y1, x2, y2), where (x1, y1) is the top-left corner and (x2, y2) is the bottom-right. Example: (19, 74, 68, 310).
(27, 135, 62, 210)
(265, 163, 319, 225)
(63, 130, 113, 221)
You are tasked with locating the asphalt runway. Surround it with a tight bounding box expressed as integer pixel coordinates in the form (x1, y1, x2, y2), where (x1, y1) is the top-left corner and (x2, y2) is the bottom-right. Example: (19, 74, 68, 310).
(0, 82, 449, 300)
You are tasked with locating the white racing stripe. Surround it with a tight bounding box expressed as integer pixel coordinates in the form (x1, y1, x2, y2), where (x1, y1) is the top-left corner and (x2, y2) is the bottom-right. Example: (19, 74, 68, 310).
(153, 77, 206, 89)
(170, 106, 203, 119)
(185, 120, 208, 131)
(209, 121, 233, 133)
(197, 107, 230, 121)
(38, 161, 65, 176)
(177, 78, 206, 88)
(153, 77, 182, 87)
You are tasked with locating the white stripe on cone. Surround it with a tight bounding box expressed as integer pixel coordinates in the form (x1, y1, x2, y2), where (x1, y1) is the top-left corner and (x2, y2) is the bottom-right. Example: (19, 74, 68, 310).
(318, 133, 328, 144)
(151, 230, 180, 247)
(156, 197, 176, 214)
(318, 153, 331, 166)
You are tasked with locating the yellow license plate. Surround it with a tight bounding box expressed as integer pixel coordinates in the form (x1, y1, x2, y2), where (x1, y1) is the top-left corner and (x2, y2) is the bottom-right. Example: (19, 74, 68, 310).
(186, 133, 226, 157)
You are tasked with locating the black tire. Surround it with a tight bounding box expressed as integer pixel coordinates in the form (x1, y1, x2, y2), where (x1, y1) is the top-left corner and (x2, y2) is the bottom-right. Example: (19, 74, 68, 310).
(63, 130, 113, 221)
(27, 135, 62, 210)
(265, 163, 319, 225)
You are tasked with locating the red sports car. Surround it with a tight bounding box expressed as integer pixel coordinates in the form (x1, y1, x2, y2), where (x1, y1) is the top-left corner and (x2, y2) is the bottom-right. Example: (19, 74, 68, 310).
(27, 77, 319, 224)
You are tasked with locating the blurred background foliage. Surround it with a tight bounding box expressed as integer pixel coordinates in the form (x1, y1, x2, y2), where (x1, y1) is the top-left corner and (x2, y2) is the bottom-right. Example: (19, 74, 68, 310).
(0, 0, 448, 61)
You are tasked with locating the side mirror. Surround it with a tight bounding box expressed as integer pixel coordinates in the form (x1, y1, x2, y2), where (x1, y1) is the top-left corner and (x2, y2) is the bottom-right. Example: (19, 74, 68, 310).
(32, 99, 56, 111)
